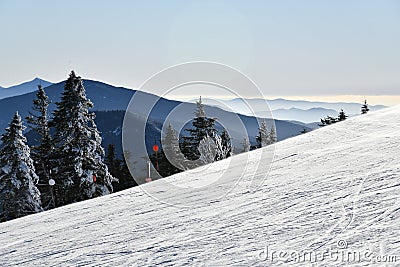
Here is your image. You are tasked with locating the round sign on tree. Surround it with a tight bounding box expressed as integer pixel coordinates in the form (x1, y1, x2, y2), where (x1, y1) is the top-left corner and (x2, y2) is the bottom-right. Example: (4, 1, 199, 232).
(48, 179, 55, 186)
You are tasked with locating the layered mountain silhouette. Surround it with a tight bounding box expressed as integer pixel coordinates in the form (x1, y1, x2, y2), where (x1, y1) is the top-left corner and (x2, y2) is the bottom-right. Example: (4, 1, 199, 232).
(0, 80, 310, 160)
(192, 97, 386, 123)
(0, 78, 53, 100)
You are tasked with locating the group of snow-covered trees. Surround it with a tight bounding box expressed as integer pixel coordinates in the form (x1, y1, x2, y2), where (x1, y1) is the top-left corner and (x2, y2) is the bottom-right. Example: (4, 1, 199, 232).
(150, 97, 234, 176)
(104, 144, 137, 191)
(180, 97, 233, 165)
(319, 100, 370, 127)
(149, 97, 276, 177)
(0, 71, 116, 222)
(319, 109, 349, 126)
(254, 120, 277, 149)
(0, 73, 279, 221)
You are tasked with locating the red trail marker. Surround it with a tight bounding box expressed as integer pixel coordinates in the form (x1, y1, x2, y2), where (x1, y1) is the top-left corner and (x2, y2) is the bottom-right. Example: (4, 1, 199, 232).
(152, 144, 159, 152)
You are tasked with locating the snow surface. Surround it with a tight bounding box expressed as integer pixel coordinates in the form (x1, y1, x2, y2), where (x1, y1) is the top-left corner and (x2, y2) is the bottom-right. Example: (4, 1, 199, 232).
(1, 106, 400, 266)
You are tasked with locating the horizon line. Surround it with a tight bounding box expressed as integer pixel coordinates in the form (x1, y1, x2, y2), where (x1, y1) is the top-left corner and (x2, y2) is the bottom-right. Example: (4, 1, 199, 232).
(1, 77, 399, 106)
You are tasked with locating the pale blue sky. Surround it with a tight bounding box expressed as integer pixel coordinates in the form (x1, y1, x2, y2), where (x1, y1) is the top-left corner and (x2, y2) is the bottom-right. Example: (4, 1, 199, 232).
(0, 0, 399, 103)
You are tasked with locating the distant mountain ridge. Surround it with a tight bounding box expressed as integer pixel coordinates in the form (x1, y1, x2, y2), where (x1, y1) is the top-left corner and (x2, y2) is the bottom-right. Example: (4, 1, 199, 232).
(2, 79, 386, 124)
(0, 79, 309, 152)
(257, 107, 338, 123)
(231, 97, 386, 111)
(188, 97, 386, 123)
(0, 78, 53, 100)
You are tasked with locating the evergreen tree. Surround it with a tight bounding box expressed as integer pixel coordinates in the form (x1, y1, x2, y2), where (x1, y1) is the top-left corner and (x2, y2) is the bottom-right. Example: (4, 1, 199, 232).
(26, 85, 54, 209)
(0, 112, 42, 222)
(338, 109, 348, 121)
(162, 124, 181, 162)
(190, 130, 232, 165)
(105, 144, 119, 175)
(256, 120, 269, 148)
(181, 97, 217, 162)
(213, 133, 224, 161)
(217, 129, 233, 159)
(320, 109, 347, 127)
(117, 157, 137, 190)
(161, 123, 186, 173)
(241, 137, 250, 153)
(361, 100, 370, 114)
(105, 145, 137, 192)
(117, 150, 138, 191)
(50, 71, 117, 206)
(198, 134, 217, 165)
(268, 125, 277, 144)
(319, 116, 338, 127)
(149, 124, 186, 177)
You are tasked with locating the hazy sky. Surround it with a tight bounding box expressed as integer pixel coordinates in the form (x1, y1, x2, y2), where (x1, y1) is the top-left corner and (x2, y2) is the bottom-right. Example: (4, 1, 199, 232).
(1, 0, 399, 104)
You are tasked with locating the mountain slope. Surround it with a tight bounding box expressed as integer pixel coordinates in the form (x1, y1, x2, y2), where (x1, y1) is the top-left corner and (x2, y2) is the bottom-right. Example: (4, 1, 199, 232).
(0, 79, 309, 145)
(0, 78, 52, 100)
(0, 106, 399, 266)
(0, 79, 310, 179)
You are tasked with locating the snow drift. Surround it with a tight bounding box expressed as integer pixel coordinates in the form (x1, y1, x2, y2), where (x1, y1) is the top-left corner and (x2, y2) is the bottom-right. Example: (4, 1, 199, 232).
(0, 106, 399, 266)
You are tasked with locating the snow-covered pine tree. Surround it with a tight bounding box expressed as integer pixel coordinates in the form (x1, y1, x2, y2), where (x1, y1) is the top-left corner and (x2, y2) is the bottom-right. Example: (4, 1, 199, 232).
(327, 116, 338, 124)
(161, 123, 186, 172)
(241, 137, 250, 153)
(256, 120, 269, 148)
(217, 129, 233, 160)
(0, 112, 42, 222)
(50, 71, 117, 206)
(181, 96, 217, 161)
(149, 123, 187, 177)
(361, 100, 370, 114)
(319, 116, 338, 127)
(338, 109, 348, 121)
(198, 134, 217, 165)
(318, 118, 327, 127)
(213, 133, 224, 161)
(26, 85, 54, 209)
(268, 125, 277, 144)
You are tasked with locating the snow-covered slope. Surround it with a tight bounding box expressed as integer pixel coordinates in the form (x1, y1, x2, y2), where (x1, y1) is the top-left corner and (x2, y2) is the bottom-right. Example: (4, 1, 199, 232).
(1, 106, 399, 266)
